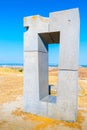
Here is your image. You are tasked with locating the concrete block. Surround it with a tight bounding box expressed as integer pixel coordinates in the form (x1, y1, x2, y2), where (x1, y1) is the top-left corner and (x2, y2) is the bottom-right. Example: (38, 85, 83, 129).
(38, 31, 60, 44)
(24, 32, 48, 53)
(24, 15, 49, 52)
(24, 15, 49, 32)
(49, 8, 80, 70)
(38, 52, 48, 99)
(24, 32, 38, 52)
(24, 52, 39, 113)
(57, 70, 78, 121)
(48, 103, 58, 119)
(38, 35, 48, 53)
(49, 8, 80, 32)
(39, 101, 48, 116)
(24, 51, 48, 114)
(41, 95, 56, 103)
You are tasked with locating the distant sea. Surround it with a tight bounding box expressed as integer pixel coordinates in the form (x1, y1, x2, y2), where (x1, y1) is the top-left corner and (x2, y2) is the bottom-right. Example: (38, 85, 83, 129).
(0, 63, 23, 67)
(0, 63, 87, 68)
(49, 64, 87, 68)
(80, 65, 87, 68)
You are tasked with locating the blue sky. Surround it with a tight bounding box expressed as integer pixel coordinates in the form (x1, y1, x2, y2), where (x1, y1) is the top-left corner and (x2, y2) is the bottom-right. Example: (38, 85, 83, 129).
(0, 0, 87, 65)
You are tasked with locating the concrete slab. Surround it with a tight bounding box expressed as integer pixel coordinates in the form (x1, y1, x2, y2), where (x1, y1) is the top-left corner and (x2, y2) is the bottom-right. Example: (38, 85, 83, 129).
(38, 52, 48, 99)
(49, 8, 80, 70)
(57, 70, 78, 121)
(38, 31, 60, 44)
(24, 15, 49, 52)
(24, 52, 39, 113)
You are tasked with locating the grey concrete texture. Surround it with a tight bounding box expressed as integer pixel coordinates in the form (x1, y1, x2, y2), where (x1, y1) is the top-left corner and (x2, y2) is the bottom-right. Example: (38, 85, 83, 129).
(24, 52, 39, 113)
(57, 70, 78, 121)
(38, 52, 48, 99)
(24, 8, 80, 122)
(24, 15, 49, 52)
(49, 8, 80, 70)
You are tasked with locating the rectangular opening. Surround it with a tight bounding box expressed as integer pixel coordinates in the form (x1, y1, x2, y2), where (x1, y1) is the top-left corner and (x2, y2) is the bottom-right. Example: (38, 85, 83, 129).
(48, 44, 59, 96)
(38, 32, 60, 104)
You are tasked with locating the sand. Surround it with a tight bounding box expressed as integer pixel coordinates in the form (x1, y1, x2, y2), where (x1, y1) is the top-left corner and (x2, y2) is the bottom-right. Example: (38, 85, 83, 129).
(0, 67, 87, 130)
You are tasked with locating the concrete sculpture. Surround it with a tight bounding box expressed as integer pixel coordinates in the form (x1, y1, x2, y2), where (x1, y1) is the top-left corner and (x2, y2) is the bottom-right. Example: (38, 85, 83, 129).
(24, 8, 80, 122)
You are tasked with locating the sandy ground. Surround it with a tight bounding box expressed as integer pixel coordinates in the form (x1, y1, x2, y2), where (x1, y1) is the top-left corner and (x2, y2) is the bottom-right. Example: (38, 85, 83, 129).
(0, 67, 87, 130)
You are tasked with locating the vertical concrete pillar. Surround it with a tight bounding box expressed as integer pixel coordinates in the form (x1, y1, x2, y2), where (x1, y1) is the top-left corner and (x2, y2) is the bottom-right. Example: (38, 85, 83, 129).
(38, 35, 48, 99)
(24, 16, 49, 114)
(49, 8, 80, 121)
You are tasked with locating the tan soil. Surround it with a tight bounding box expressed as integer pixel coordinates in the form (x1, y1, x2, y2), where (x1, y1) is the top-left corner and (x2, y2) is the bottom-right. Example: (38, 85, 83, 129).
(0, 67, 87, 130)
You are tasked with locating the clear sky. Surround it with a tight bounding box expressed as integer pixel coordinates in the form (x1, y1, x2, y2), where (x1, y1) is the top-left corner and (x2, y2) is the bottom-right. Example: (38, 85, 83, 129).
(0, 0, 87, 65)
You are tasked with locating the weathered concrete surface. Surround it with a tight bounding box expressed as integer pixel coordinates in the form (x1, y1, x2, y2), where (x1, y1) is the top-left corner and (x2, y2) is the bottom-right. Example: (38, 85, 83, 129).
(24, 8, 80, 122)
(38, 52, 48, 99)
(24, 16, 49, 52)
(49, 8, 80, 70)
(24, 52, 39, 114)
(57, 70, 78, 121)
